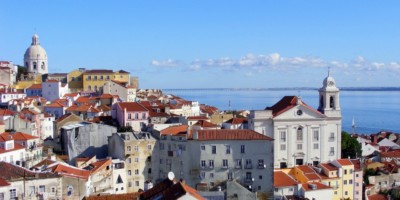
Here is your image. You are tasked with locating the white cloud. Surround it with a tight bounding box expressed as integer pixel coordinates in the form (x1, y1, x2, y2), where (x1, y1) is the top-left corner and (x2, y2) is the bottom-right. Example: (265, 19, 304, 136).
(151, 53, 400, 76)
(151, 59, 182, 68)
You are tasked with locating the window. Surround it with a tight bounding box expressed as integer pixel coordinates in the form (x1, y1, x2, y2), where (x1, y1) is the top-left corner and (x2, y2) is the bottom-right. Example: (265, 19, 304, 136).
(350, 169, 354, 174)
(297, 144, 302, 150)
(135, 181, 139, 186)
(211, 146, 216, 154)
(222, 159, 228, 168)
(280, 130, 286, 142)
(135, 169, 139, 175)
(128, 114, 132, 119)
(147, 144, 152, 150)
(142, 113, 146, 119)
(201, 160, 206, 168)
(94, 76, 97, 80)
(344, 169, 347, 175)
(330, 96, 335, 108)
(245, 159, 252, 168)
(345, 191, 348, 196)
(209, 160, 214, 168)
(226, 145, 231, 154)
(246, 172, 252, 180)
(259, 175, 263, 180)
(349, 180, 353, 184)
(297, 127, 303, 141)
(135, 113, 139, 119)
(344, 180, 347, 185)
(313, 130, 319, 141)
(127, 146, 131, 151)
(200, 145, 205, 150)
(356, 174, 359, 177)
(227, 172, 233, 180)
(128, 170, 132, 175)
(127, 158, 131, 163)
(210, 173, 214, 178)
(330, 147, 334, 155)
(258, 159, 264, 168)
(134, 157, 139, 163)
(313, 143, 319, 149)
(9, 189, 16, 199)
(100, 75, 103, 80)
(329, 132, 335, 141)
(241, 145, 245, 153)
(235, 159, 242, 168)
(274, 188, 279, 192)
(134, 145, 139, 151)
(200, 172, 205, 179)
(39, 185, 45, 192)
(280, 144, 286, 150)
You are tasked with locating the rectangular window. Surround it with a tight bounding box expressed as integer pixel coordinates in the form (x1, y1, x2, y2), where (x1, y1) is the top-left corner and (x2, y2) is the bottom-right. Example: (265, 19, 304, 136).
(349, 179, 353, 184)
(329, 132, 335, 141)
(209, 160, 214, 168)
(344, 180, 347, 185)
(313, 130, 319, 141)
(313, 143, 319, 149)
(212, 146, 216, 154)
(330, 147, 334, 155)
(9, 189, 16, 199)
(200, 145, 205, 150)
(128, 158, 131, 163)
(245, 159, 252, 169)
(280, 130, 286, 142)
(128, 170, 132, 175)
(280, 144, 286, 150)
(222, 159, 228, 168)
(258, 159, 265, 168)
(297, 128, 303, 141)
(135, 181, 139, 186)
(297, 144, 302, 150)
(134, 145, 139, 151)
(241, 145, 245, 153)
(128, 113, 132, 119)
(210, 173, 214, 178)
(39, 185, 45, 193)
(135, 169, 139, 175)
(134, 157, 139, 163)
(226, 145, 231, 154)
(235, 159, 242, 168)
(227, 172, 233, 180)
(201, 160, 206, 168)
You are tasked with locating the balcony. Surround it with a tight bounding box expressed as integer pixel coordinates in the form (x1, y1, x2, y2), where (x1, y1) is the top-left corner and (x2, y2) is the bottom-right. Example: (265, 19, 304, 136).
(245, 164, 252, 169)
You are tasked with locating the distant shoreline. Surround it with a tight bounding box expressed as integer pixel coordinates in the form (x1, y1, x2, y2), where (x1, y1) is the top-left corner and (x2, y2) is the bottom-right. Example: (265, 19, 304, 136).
(162, 87, 400, 91)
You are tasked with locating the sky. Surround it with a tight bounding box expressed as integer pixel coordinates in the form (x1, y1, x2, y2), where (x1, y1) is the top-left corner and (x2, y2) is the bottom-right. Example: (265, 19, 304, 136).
(1, 1, 400, 89)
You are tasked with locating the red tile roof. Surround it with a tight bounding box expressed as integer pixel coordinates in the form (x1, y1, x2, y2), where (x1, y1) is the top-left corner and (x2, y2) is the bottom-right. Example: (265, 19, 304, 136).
(266, 96, 324, 117)
(196, 129, 273, 141)
(0, 143, 25, 153)
(85, 193, 140, 200)
(27, 84, 42, 89)
(336, 159, 353, 166)
(45, 102, 65, 108)
(0, 178, 10, 187)
(76, 96, 90, 103)
(49, 163, 90, 180)
(274, 171, 298, 187)
(85, 159, 112, 175)
(225, 117, 248, 124)
(193, 120, 219, 128)
(161, 125, 189, 136)
(367, 194, 388, 200)
(0, 109, 15, 116)
(0, 132, 38, 141)
(320, 163, 338, 171)
(140, 179, 204, 200)
(100, 93, 114, 99)
(0, 161, 59, 180)
(301, 182, 331, 191)
(380, 150, 400, 158)
(64, 93, 79, 97)
(117, 102, 148, 112)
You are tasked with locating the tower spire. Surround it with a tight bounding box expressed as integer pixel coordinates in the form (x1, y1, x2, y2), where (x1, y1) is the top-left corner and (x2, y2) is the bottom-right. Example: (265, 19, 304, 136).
(328, 67, 331, 77)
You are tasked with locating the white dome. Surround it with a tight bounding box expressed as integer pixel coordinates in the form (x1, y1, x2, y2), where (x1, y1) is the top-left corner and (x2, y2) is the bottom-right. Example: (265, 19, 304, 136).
(24, 34, 47, 60)
(323, 75, 336, 87)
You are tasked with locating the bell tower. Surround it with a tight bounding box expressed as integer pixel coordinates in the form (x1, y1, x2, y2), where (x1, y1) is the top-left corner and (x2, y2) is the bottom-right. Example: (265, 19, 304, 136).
(318, 70, 341, 118)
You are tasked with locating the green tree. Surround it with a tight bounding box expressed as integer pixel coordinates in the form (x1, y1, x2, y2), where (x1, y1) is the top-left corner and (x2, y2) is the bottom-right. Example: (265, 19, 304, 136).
(341, 131, 362, 159)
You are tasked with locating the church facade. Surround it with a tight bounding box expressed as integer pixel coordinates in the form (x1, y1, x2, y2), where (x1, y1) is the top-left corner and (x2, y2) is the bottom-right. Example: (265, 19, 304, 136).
(248, 73, 342, 168)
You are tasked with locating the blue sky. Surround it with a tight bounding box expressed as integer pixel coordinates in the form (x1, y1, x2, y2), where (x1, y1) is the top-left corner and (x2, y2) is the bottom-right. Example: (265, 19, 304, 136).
(1, 1, 400, 89)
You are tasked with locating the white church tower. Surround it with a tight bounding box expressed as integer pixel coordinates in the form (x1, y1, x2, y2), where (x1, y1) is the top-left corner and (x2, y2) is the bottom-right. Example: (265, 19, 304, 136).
(318, 70, 341, 118)
(24, 34, 48, 75)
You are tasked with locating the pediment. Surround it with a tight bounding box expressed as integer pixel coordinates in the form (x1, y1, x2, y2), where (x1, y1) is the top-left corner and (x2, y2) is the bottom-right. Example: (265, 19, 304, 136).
(274, 104, 325, 120)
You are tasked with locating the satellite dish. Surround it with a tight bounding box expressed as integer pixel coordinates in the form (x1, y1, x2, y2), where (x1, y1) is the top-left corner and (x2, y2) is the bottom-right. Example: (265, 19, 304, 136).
(168, 172, 175, 181)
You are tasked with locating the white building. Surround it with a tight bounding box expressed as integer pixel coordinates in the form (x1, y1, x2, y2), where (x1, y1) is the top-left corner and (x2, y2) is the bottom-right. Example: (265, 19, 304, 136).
(103, 80, 136, 102)
(24, 34, 48, 75)
(249, 73, 342, 168)
(0, 90, 26, 106)
(0, 61, 18, 86)
(156, 128, 274, 196)
(42, 80, 69, 102)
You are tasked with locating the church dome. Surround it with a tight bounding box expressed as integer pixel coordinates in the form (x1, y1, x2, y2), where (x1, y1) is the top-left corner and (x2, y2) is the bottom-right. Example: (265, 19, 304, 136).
(24, 34, 47, 61)
(323, 75, 336, 88)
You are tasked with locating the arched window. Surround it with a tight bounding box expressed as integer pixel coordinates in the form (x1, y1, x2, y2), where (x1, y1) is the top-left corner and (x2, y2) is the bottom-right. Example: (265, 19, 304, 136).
(297, 127, 303, 141)
(33, 62, 37, 70)
(25, 62, 28, 67)
(88, 85, 92, 91)
(41, 62, 45, 70)
(320, 95, 324, 107)
(330, 96, 335, 108)
(94, 85, 98, 92)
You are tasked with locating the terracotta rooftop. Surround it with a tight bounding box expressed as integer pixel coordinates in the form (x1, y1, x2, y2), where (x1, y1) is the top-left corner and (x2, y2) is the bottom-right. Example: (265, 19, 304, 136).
(117, 102, 148, 112)
(367, 194, 388, 200)
(84, 159, 112, 175)
(0, 178, 10, 187)
(27, 84, 42, 89)
(274, 171, 298, 187)
(193, 120, 219, 128)
(301, 182, 331, 191)
(336, 159, 354, 166)
(139, 178, 204, 200)
(380, 150, 400, 158)
(320, 163, 338, 171)
(0, 161, 59, 180)
(161, 125, 189, 136)
(225, 117, 248, 124)
(0, 109, 15, 116)
(85, 193, 140, 200)
(196, 129, 273, 141)
(266, 96, 324, 117)
(49, 163, 91, 180)
(0, 131, 38, 141)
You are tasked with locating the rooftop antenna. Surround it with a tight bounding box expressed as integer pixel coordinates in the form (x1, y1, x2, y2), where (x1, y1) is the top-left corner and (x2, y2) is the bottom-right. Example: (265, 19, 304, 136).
(328, 66, 331, 76)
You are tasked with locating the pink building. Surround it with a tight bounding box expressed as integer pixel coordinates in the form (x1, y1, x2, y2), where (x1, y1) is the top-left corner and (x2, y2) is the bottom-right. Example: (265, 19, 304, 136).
(114, 102, 149, 131)
(351, 159, 363, 200)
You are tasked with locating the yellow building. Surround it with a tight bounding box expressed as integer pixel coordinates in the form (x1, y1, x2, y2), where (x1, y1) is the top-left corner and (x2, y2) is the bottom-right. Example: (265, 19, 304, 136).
(331, 159, 355, 200)
(82, 69, 131, 93)
(67, 69, 84, 92)
(14, 74, 42, 90)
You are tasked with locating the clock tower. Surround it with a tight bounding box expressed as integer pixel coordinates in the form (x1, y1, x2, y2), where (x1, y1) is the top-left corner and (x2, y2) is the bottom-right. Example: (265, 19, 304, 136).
(318, 70, 341, 118)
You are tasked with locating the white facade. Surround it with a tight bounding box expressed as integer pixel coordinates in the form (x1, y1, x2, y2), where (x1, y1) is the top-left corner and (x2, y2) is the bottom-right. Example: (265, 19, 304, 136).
(0, 61, 18, 86)
(155, 129, 274, 196)
(103, 80, 136, 102)
(42, 80, 69, 102)
(0, 91, 26, 105)
(249, 74, 342, 168)
(24, 34, 48, 75)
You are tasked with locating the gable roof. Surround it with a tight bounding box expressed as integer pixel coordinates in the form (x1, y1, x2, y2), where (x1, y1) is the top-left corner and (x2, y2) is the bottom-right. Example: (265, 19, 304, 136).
(301, 182, 331, 191)
(140, 178, 204, 200)
(117, 102, 148, 112)
(0, 161, 59, 180)
(336, 159, 353, 166)
(274, 171, 298, 187)
(225, 117, 248, 124)
(48, 162, 90, 180)
(84, 159, 112, 175)
(0, 132, 38, 141)
(266, 96, 324, 117)
(0, 109, 15, 116)
(161, 125, 189, 136)
(196, 129, 273, 141)
(193, 120, 219, 128)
